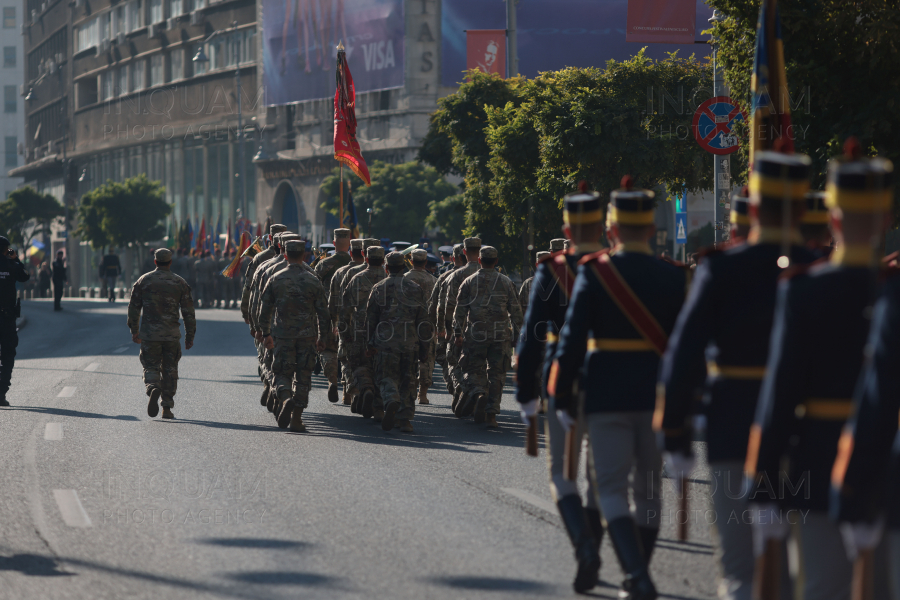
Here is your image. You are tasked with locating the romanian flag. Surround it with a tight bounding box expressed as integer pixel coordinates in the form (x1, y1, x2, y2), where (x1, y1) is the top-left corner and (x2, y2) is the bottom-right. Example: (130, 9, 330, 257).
(222, 232, 253, 278)
(25, 240, 45, 266)
(196, 218, 206, 251)
(344, 187, 360, 238)
(333, 43, 371, 186)
(749, 0, 794, 161)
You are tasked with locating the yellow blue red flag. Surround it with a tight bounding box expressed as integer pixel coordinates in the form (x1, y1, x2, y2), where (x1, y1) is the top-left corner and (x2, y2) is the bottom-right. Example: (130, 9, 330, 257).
(750, 0, 793, 161)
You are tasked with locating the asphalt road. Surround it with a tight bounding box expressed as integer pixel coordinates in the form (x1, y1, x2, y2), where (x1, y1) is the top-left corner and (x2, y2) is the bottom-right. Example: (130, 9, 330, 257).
(1, 299, 718, 599)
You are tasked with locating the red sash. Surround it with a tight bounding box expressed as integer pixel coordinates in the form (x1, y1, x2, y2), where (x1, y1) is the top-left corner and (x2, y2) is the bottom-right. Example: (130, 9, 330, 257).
(546, 254, 577, 298)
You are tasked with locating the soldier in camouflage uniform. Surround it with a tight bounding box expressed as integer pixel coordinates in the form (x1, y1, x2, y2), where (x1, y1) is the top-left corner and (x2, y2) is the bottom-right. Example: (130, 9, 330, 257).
(314, 228, 352, 403)
(127, 248, 196, 420)
(453, 245, 523, 427)
(259, 240, 330, 433)
(367, 252, 430, 432)
(329, 238, 366, 404)
(428, 244, 464, 398)
(437, 237, 481, 411)
(340, 245, 386, 419)
(241, 224, 287, 322)
(404, 249, 437, 405)
(518, 251, 550, 315)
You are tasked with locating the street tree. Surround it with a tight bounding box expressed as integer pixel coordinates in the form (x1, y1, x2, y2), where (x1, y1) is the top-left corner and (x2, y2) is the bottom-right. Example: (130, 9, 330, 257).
(424, 194, 466, 244)
(0, 186, 64, 247)
(76, 175, 170, 252)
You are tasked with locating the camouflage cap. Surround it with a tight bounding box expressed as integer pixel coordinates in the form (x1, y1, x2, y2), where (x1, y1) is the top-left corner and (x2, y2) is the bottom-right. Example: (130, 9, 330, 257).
(334, 228, 351, 239)
(464, 237, 482, 250)
(453, 243, 464, 257)
(350, 239, 363, 250)
(564, 239, 571, 250)
(366, 245, 385, 259)
(479, 246, 498, 259)
(284, 240, 304, 253)
(411, 249, 428, 262)
(535, 251, 551, 263)
(385, 251, 406, 266)
(363, 238, 380, 249)
(270, 224, 288, 234)
(549, 238, 566, 251)
(154, 248, 173, 262)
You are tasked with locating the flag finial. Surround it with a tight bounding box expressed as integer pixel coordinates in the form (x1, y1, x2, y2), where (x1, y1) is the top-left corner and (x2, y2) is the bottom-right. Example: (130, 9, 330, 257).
(337, 41, 345, 52)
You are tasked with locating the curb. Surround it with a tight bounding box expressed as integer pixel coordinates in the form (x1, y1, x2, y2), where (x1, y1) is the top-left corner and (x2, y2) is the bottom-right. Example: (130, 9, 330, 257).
(15, 317, 26, 331)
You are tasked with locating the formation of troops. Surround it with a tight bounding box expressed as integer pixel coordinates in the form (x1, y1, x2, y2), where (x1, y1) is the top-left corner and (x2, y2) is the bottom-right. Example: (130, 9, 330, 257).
(124, 141, 900, 599)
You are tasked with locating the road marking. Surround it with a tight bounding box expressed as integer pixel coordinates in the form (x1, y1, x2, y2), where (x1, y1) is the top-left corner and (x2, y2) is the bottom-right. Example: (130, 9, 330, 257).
(113, 346, 129, 353)
(44, 423, 62, 440)
(52, 489, 92, 527)
(57, 387, 76, 398)
(84, 362, 100, 372)
(500, 487, 557, 516)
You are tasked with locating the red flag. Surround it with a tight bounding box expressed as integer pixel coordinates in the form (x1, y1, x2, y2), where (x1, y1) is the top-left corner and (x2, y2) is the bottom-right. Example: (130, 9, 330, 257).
(466, 30, 507, 77)
(196, 219, 206, 251)
(222, 232, 253, 278)
(334, 43, 371, 186)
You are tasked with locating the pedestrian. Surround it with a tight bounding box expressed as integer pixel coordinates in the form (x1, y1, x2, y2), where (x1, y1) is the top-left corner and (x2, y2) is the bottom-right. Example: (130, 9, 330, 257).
(550, 177, 689, 600)
(259, 240, 330, 433)
(38, 261, 51, 298)
(452, 245, 523, 427)
(127, 248, 196, 420)
(100, 248, 122, 302)
(314, 228, 352, 403)
(0, 236, 29, 406)
(516, 188, 609, 593)
(403, 248, 437, 405)
(367, 251, 429, 432)
(51, 250, 67, 311)
(437, 238, 480, 411)
(657, 152, 816, 600)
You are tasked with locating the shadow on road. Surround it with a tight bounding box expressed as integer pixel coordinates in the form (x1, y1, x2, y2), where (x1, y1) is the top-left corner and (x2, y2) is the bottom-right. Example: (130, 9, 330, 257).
(195, 538, 311, 550)
(223, 571, 334, 585)
(3, 406, 140, 421)
(0, 553, 73, 577)
(430, 575, 556, 593)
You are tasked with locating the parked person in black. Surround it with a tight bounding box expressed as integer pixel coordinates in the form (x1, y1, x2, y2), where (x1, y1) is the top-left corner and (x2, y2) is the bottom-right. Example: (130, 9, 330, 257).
(52, 250, 67, 311)
(99, 249, 122, 302)
(0, 236, 30, 406)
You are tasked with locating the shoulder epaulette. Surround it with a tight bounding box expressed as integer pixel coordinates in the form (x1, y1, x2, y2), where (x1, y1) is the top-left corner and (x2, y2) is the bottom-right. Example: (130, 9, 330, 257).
(577, 248, 610, 267)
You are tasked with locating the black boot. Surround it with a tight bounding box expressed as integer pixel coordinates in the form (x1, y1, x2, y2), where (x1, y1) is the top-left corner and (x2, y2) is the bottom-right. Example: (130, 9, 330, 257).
(605, 517, 657, 600)
(584, 507, 604, 574)
(557, 495, 601, 593)
(638, 527, 659, 564)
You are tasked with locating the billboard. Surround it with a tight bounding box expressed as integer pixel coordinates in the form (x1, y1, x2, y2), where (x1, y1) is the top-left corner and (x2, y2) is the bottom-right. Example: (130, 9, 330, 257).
(626, 0, 697, 44)
(442, 0, 713, 87)
(262, 0, 405, 105)
(466, 30, 507, 76)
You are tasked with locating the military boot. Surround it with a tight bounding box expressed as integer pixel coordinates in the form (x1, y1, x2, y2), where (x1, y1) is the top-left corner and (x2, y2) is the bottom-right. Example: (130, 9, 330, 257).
(418, 384, 429, 405)
(373, 408, 385, 422)
(451, 388, 464, 415)
(0, 394, 8, 407)
(485, 414, 499, 428)
(585, 507, 605, 579)
(259, 384, 270, 406)
(162, 407, 175, 420)
(276, 399, 294, 429)
(557, 494, 601, 593)
(381, 401, 400, 432)
(266, 389, 276, 413)
(147, 388, 161, 418)
(328, 382, 339, 403)
(397, 419, 414, 433)
(343, 391, 353, 406)
(289, 409, 306, 433)
(361, 389, 375, 419)
(350, 393, 360, 414)
(473, 394, 489, 423)
(460, 392, 479, 418)
(606, 517, 657, 600)
(638, 527, 659, 564)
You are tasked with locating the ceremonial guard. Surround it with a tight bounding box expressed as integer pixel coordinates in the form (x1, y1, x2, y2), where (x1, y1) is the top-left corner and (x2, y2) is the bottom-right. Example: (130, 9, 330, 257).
(517, 251, 550, 315)
(259, 240, 330, 433)
(800, 190, 833, 257)
(657, 152, 816, 600)
(367, 252, 429, 432)
(403, 249, 437, 405)
(329, 238, 366, 404)
(428, 244, 465, 398)
(515, 189, 607, 593)
(729, 189, 751, 243)
(550, 177, 687, 600)
(746, 147, 893, 600)
(127, 248, 196, 420)
(315, 228, 352, 403)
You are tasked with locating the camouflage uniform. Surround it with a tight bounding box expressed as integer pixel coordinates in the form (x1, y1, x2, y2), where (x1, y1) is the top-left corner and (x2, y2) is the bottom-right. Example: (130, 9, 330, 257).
(368, 252, 429, 429)
(404, 249, 437, 391)
(314, 229, 352, 388)
(428, 244, 461, 393)
(240, 224, 287, 321)
(127, 249, 196, 409)
(437, 238, 481, 397)
(453, 246, 523, 418)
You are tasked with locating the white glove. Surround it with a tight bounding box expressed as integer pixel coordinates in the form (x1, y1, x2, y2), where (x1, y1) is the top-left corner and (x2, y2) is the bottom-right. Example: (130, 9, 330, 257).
(750, 503, 790, 557)
(520, 399, 539, 426)
(840, 520, 884, 560)
(556, 410, 576, 432)
(663, 451, 695, 482)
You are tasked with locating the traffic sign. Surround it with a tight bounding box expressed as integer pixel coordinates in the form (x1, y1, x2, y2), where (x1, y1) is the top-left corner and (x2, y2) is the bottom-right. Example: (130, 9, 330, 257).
(692, 96, 746, 155)
(675, 213, 687, 244)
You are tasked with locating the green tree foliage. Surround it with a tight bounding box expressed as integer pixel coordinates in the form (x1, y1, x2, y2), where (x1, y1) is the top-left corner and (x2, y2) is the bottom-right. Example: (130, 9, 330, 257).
(425, 194, 466, 244)
(0, 186, 64, 246)
(76, 175, 170, 250)
(320, 161, 458, 242)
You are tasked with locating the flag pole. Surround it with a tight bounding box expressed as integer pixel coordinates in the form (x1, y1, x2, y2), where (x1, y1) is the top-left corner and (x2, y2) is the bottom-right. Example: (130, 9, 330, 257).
(340, 165, 344, 228)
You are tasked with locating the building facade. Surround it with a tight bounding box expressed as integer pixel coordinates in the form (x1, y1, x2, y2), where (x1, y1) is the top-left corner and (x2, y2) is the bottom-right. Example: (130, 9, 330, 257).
(0, 1, 23, 199)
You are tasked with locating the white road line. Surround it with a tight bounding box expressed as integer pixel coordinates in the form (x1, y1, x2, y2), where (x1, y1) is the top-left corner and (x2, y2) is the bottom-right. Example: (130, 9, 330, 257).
(84, 362, 100, 372)
(53, 489, 92, 527)
(57, 387, 76, 398)
(113, 346, 129, 353)
(500, 487, 557, 516)
(44, 423, 63, 441)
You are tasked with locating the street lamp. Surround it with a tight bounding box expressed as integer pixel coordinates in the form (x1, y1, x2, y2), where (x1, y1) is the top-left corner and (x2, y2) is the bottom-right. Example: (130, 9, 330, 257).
(708, 9, 726, 245)
(193, 21, 247, 222)
(367, 208, 373, 237)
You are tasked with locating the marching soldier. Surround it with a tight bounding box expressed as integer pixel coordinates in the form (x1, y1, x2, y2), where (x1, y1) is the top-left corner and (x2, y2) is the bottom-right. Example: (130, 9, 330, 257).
(515, 189, 608, 593)
(517, 251, 550, 315)
(127, 248, 196, 420)
(429, 244, 465, 398)
(800, 190, 833, 258)
(437, 237, 481, 411)
(403, 249, 437, 405)
(729, 188, 751, 243)
(315, 228, 352, 403)
(452, 245, 523, 427)
(657, 152, 816, 600)
(746, 147, 893, 600)
(259, 240, 330, 433)
(330, 238, 366, 405)
(340, 245, 386, 419)
(550, 177, 688, 600)
(367, 252, 430, 432)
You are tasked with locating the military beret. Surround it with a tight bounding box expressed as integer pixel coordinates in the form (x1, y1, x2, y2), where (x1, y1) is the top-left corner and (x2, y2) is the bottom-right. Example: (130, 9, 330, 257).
(464, 237, 482, 249)
(363, 238, 380, 249)
(154, 248, 173, 262)
(350, 239, 363, 250)
(334, 228, 351, 239)
(270, 224, 288, 234)
(453, 243, 464, 257)
(366, 245, 385, 259)
(411, 249, 428, 262)
(535, 251, 550, 262)
(284, 240, 304, 252)
(479, 246, 498, 259)
(385, 251, 406, 266)
(549, 238, 566, 252)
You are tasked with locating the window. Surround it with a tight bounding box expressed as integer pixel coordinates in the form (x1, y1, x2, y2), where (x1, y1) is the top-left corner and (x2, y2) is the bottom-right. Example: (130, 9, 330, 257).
(131, 59, 145, 92)
(126, 0, 143, 32)
(3, 46, 13, 67)
(4, 137, 16, 167)
(150, 54, 163, 86)
(2, 7, 13, 28)
(100, 71, 113, 101)
(113, 5, 125, 36)
(3, 86, 14, 113)
(168, 49, 183, 81)
(117, 66, 128, 96)
(150, 0, 162, 23)
(169, 0, 182, 17)
(193, 45, 207, 75)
